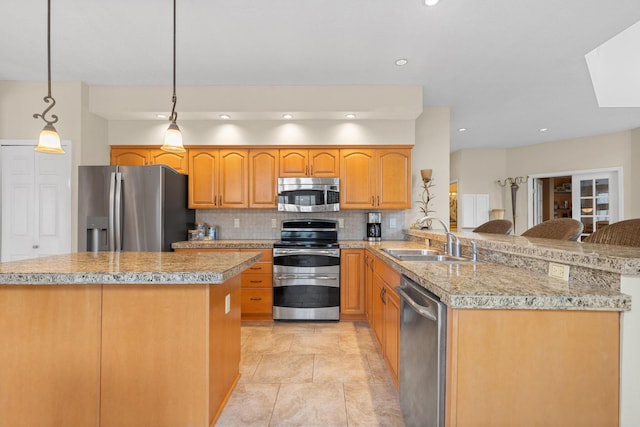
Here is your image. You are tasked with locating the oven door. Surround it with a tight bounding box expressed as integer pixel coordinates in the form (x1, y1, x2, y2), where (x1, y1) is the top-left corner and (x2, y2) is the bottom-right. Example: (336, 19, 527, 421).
(273, 248, 340, 320)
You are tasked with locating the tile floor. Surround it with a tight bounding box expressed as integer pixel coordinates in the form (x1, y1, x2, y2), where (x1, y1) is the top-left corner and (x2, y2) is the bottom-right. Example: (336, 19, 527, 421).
(215, 321, 405, 427)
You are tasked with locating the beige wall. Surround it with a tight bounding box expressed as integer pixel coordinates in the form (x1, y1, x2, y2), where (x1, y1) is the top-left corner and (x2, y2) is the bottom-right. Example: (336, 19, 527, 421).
(450, 148, 507, 210)
(411, 107, 450, 229)
(451, 130, 637, 234)
(631, 128, 640, 218)
(108, 119, 415, 147)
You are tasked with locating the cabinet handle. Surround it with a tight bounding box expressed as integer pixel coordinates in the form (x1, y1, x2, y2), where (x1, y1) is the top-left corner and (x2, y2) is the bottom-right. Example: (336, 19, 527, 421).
(249, 267, 261, 270)
(219, 195, 222, 206)
(380, 286, 386, 304)
(371, 196, 374, 206)
(377, 196, 380, 206)
(249, 280, 262, 283)
(250, 297, 262, 301)
(309, 165, 313, 175)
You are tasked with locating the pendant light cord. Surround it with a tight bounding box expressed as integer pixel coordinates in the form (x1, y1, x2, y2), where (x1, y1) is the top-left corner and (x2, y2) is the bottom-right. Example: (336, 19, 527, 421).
(169, 0, 177, 123)
(33, 0, 58, 126)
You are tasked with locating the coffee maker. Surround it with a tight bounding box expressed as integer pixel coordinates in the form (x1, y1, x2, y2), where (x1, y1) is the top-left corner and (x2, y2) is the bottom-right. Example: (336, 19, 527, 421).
(367, 212, 382, 242)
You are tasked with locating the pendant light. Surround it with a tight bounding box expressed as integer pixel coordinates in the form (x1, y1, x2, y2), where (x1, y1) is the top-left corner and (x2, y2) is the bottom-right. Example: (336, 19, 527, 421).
(161, 0, 186, 153)
(33, 0, 64, 154)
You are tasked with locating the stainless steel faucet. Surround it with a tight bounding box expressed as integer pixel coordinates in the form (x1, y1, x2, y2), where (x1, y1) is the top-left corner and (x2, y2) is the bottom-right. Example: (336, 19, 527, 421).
(417, 216, 460, 257)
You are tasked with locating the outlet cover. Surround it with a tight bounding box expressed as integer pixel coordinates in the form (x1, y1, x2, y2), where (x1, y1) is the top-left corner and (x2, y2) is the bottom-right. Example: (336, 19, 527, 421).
(548, 262, 570, 281)
(234, 218, 240, 228)
(338, 218, 344, 228)
(390, 218, 397, 229)
(225, 294, 231, 314)
(271, 218, 277, 228)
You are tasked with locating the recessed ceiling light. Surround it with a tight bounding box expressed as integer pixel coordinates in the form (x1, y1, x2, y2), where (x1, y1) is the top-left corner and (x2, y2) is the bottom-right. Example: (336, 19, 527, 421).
(282, 114, 293, 119)
(395, 58, 408, 66)
(424, 0, 440, 6)
(345, 113, 356, 119)
(156, 114, 168, 119)
(539, 128, 548, 132)
(219, 114, 231, 120)
(458, 128, 467, 132)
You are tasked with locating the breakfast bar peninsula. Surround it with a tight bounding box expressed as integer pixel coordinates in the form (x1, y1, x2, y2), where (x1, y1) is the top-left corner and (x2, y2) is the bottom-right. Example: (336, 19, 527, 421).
(0, 251, 261, 427)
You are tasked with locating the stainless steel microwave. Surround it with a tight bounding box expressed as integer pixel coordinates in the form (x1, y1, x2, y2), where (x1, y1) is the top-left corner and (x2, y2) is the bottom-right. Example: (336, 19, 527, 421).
(277, 177, 340, 212)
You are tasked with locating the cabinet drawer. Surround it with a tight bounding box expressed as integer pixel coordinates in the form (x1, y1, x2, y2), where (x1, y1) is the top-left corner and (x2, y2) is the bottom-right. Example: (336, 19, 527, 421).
(374, 255, 401, 287)
(241, 289, 273, 314)
(242, 261, 272, 275)
(241, 274, 273, 288)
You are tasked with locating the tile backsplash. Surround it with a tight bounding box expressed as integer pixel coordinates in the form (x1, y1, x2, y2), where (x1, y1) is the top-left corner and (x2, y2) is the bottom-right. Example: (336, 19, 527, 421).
(195, 209, 407, 241)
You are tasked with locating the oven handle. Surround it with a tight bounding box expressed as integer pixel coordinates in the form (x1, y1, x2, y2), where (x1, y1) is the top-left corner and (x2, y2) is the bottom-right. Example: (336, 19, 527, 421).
(274, 249, 339, 256)
(274, 275, 338, 280)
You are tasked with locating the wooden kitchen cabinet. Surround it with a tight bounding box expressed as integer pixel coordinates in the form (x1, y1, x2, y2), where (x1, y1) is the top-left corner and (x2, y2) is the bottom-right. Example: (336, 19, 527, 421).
(446, 309, 620, 426)
(111, 147, 150, 166)
(111, 146, 188, 173)
(173, 248, 273, 321)
(188, 148, 248, 209)
(249, 149, 278, 208)
(340, 249, 366, 320)
(369, 251, 401, 389)
(340, 147, 412, 209)
(279, 149, 339, 177)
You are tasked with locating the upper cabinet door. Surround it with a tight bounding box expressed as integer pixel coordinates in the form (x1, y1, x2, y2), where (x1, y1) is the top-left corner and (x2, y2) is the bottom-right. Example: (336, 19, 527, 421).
(340, 149, 376, 209)
(149, 149, 188, 174)
(249, 149, 278, 208)
(279, 150, 308, 177)
(219, 149, 248, 208)
(110, 148, 149, 166)
(376, 149, 411, 209)
(279, 149, 339, 177)
(309, 149, 339, 177)
(188, 149, 219, 208)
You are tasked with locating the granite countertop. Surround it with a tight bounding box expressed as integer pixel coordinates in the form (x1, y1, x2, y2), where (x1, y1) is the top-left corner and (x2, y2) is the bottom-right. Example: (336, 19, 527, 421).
(171, 237, 633, 311)
(0, 251, 262, 285)
(405, 229, 640, 276)
(364, 241, 630, 311)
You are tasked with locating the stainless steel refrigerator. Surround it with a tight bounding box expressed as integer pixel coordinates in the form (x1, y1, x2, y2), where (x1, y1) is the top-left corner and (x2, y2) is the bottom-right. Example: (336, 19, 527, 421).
(78, 165, 195, 252)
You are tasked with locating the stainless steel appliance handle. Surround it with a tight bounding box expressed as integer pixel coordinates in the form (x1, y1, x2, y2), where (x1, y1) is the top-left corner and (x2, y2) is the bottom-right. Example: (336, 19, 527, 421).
(108, 172, 116, 251)
(274, 249, 338, 256)
(114, 172, 123, 251)
(396, 286, 438, 322)
(274, 275, 338, 280)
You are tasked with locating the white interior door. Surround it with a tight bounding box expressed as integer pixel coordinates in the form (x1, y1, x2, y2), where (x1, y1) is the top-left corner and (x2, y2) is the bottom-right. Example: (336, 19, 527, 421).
(1, 144, 71, 261)
(571, 171, 619, 240)
(532, 178, 544, 225)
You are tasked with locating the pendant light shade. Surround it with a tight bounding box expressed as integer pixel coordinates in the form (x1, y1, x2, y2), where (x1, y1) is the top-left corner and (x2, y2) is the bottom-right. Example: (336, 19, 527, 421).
(160, 0, 185, 153)
(162, 119, 185, 153)
(33, 0, 64, 154)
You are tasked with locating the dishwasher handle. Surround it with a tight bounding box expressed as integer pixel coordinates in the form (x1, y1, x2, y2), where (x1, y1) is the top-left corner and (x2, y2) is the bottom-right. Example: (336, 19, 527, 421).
(396, 286, 438, 322)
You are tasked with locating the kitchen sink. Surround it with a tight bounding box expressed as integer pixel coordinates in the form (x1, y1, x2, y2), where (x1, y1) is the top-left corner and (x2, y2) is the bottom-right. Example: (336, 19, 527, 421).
(381, 248, 477, 263)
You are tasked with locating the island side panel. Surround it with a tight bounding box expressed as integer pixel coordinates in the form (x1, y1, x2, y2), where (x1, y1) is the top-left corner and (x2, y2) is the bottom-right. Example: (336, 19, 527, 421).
(209, 274, 242, 424)
(447, 309, 620, 427)
(0, 285, 102, 427)
(100, 284, 210, 427)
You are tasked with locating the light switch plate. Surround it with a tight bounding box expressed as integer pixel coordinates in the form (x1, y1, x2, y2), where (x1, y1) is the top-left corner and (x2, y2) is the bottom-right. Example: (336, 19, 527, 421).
(548, 262, 570, 281)
(234, 218, 240, 228)
(225, 294, 231, 314)
(390, 218, 397, 229)
(271, 218, 277, 228)
(338, 218, 344, 228)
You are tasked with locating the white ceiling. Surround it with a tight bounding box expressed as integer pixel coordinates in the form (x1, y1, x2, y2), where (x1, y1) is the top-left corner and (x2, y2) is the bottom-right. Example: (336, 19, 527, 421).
(2, 0, 640, 151)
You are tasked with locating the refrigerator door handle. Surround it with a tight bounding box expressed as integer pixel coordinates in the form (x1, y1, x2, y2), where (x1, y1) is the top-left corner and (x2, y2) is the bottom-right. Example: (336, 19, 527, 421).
(108, 172, 116, 251)
(114, 172, 123, 251)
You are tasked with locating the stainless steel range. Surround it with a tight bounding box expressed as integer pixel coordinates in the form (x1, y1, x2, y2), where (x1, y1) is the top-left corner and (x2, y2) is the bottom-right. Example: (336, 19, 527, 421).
(273, 219, 340, 321)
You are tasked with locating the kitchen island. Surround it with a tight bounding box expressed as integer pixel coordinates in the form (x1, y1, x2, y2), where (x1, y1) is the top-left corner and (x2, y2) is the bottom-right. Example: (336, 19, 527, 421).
(0, 251, 261, 427)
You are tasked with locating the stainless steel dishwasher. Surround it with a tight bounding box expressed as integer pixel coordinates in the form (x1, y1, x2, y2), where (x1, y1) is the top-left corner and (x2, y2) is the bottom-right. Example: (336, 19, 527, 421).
(396, 275, 447, 427)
